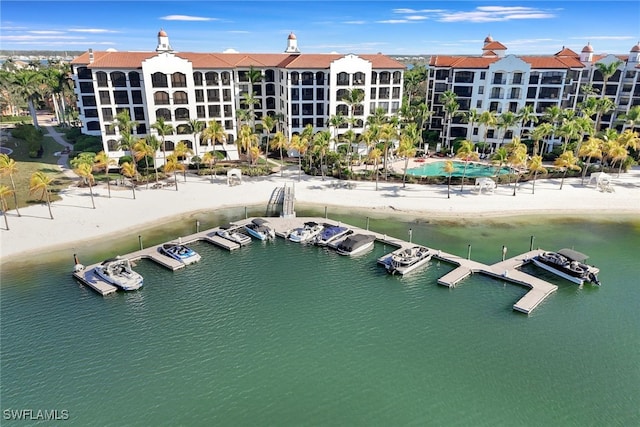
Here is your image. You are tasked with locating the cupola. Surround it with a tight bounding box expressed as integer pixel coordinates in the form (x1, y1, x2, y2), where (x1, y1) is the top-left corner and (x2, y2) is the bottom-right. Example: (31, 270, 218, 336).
(156, 28, 173, 53)
(284, 32, 300, 54)
(580, 43, 594, 63)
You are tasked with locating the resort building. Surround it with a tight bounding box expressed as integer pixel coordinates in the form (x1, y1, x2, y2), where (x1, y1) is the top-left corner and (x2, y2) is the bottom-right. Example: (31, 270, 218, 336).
(70, 30, 405, 163)
(426, 36, 640, 151)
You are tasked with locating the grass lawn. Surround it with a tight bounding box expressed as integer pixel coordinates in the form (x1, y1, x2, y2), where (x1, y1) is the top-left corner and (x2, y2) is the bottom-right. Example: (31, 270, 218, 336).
(1, 127, 74, 211)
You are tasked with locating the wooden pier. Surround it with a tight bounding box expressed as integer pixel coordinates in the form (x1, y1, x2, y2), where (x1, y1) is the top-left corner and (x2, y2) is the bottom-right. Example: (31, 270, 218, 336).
(72, 216, 560, 314)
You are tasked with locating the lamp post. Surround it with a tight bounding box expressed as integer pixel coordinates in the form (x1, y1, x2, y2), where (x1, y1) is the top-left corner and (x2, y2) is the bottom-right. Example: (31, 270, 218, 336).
(409, 228, 413, 243)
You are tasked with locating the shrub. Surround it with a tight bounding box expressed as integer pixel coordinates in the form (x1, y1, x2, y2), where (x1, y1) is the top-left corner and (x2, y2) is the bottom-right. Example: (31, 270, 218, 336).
(74, 135, 103, 152)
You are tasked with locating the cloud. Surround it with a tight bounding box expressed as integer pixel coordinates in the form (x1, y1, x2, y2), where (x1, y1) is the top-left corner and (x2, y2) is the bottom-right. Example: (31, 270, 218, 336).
(0, 35, 82, 41)
(222, 48, 239, 53)
(437, 6, 556, 23)
(406, 16, 428, 21)
(376, 20, 414, 24)
(343, 20, 366, 25)
(160, 15, 217, 21)
(29, 30, 65, 35)
(393, 9, 445, 14)
(570, 35, 635, 41)
(68, 29, 116, 33)
(227, 30, 250, 34)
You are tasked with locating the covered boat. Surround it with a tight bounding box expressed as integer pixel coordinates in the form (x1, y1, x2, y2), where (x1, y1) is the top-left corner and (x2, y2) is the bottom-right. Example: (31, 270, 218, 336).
(158, 243, 202, 265)
(217, 223, 252, 246)
(244, 218, 276, 240)
(386, 246, 432, 275)
(335, 234, 376, 256)
(532, 248, 600, 285)
(315, 225, 352, 246)
(94, 257, 144, 291)
(288, 221, 324, 243)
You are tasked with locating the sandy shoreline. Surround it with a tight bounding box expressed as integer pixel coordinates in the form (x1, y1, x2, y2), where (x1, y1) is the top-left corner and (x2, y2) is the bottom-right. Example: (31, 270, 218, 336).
(2, 156, 639, 265)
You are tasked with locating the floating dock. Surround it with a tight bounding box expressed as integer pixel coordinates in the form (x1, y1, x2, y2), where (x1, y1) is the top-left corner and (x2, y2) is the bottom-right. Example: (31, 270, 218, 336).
(72, 216, 560, 314)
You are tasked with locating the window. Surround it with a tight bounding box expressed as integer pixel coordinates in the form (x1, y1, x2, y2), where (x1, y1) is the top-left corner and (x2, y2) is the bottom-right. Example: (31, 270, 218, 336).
(316, 118, 324, 127)
(193, 72, 203, 86)
(512, 72, 523, 85)
(110, 72, 126, 87)
(379, 72, 390, 84)
(392, 87, 400, 98)
(291, 72, 299, 85)
(354, 72, 365, 85)
(106, 126, 116, 136)
(173, 91, 189, 104)
(197, 106, 205, 118)
(107, 139, 118, 150)
(131, 91, 143, 104)
(171, 72, 187, 88)
(478, 86, 484, 95)
(87, 121, 100, 131)
(391, 101, 400, 113)
(96, 72, 108, 87)
(85, 109, 98, 118)
(156, 108, 171, 121)
(336, 89, 349, 100)
(222, 89, 231, 102)
(205, 72, 219, 85)
(164, 141, 175, 151)
(292, 104, 299, 115)
(77, 67, 92, 80)
(99, 91, 111, 104)
(291, 88, 299, 101)
(316, 88, 324, 100)
(175, 108, 189, 120)
(136, 124, 146, 134)
(292, 118, 300, 128)
(302, 118, 313, 127)
(151, 72, 168, 88)
(223, 105, 232, 117)
(266, 83, 276, 96)
(302, 103, 313, 116)
(266, 97, 276, 109)
(265, 69, 275, 82)
(480, 72, 486, 80)
(316, 103, 324, 115)
(337, 104, 348, 116)
(337, 72, 349, 86)
(134, 107, 145, 121)
(476, 100, 482, 109)
(102, 108, 113, 121)
(379, 87, 390, 99)
(177, 124, 191, 135)
(370, 88, 376, 99)
(154, 91, 170, 105)
(354, 105, 364, 116)
(302, 72, 314, 85)
(225, 120, 233, 130)
(208, 105, 221, 117)
(392, 71, 402, 84)
(316, 72, 325, 85)
(114, 91, 129, 104)
(302, 88, 314, 100)
(371, 72, 377, 84)
(195, 90, 204, 102)
(80, 82, 94, 93)
(221, 72, 231, 85)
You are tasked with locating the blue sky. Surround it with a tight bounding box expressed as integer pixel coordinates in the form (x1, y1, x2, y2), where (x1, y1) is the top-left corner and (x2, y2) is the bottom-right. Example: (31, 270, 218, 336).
(1, 1, 639, 55)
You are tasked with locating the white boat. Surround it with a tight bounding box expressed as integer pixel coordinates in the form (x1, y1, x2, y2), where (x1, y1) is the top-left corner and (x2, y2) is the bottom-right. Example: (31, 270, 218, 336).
(532, 248, 601, 285)
(217, 223, 252, 246)
(386, 246, 433, 275)
(335, 234, 376, 256)
(94, 257, 144, 291)
(158, 243, 201, 265)
(315, 225, 352, 246)
(288, 221, 324, 243)
(244, 218, 276, 241)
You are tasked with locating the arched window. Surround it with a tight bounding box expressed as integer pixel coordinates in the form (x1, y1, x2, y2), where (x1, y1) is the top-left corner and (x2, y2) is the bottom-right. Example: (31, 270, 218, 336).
(371, 72, 378, 84)
(110, 71, 126, 87)
(392, 71, 402, 84)
(164, 140, 175, 151)
(129, 72, 141, 87)
(221, 72, 231, 85)
(336, 89, 349, 100)
(266, 97, 276, 109)
(336, 105, 348, 116)
(205, 72, 218, 85)
(265, 69, 275, 82)
(176, 124, 191, 135)
(175, 108, 190, 120)
(291, 72, 299, 85)
(171, 72, 187, 88)
(96, 72, 108, 87)
(151, 72, 168, 88)
(154, 91, 170, 105)
(302, 72, 314, 85)
(77, 67, 92, 80)
(316, 72, 325, 85)
(379, 72, 391, 84)
(266, 83, 276, 96)
(173, 91, 189, 104)
(179, 139, 193, 151)
(155, 108, 171, 121)
(337, 72, 349, 86)
(354, 105, 364, 116)
(353, 72, 365, 85)
(193, 72, 203, 86)
(107, 139, 119, 151)
(353, 119, 364, 128)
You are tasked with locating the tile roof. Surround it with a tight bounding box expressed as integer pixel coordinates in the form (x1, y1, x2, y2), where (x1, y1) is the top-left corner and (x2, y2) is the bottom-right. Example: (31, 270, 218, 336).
(483, 41, 507, 51)
(71, 50, 405, 70)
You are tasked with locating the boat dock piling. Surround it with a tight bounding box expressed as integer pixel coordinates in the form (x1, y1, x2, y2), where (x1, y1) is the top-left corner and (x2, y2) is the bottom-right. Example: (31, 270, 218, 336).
(72, 216, 559, 314)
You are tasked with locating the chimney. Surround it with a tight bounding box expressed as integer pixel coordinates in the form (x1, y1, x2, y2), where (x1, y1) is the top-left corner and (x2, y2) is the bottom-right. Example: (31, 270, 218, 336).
(89, 48, 94, 63)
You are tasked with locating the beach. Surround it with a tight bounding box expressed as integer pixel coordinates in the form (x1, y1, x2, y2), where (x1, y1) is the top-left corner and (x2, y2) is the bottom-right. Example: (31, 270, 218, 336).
(1, 139, 639, 263)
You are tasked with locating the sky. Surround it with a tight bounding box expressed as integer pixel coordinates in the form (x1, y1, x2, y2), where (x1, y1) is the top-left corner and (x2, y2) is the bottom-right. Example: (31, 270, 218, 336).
(1, 1, 639, 56)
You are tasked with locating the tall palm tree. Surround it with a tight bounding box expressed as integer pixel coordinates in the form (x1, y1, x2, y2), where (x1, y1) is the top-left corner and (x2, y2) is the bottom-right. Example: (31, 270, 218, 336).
(240, 92, 260, 130)
(478, 110, 497, 148)
(112, 109, 138, 137)
(506, 138, 527, 196)
(12, 70, 42, 129)
(300, 124, 315, 169)
(557, 118, 581, 153)
(187, 119, 205, 157)
(261, 115, 276, 167)
(133, 139, 155, 187)
(202, 151, 217, 182)
(164, 154, 184, 190)
(595, 60, 622, 101)
(527, 155, 547, 194)
(397, 132, 418, 188)
(368, 147, 382, 191)
(0, 185, 13, 230)
(238, 124, 258, 164)
(120, 162, 137, 199)
(594, 97, 616, 132)
(456, 140, 479, 192)
(491, 147, 509, 181)
(93, 151, 116, 198)
(29, 171, 54, 219)
(151, 117, 174, 166)
(617, 105, 640, 131)
(270, 131, 288, 177)
(497, 111, 518, 146)
(553, 151, 581, 190)
(607, 142, 628, 177)
(578, 137, 603, 184)
(201, 120, 226, 164)
(462, 109, 481, 143)
(531, 122, 554, 156)
(289, 134, 307, 182)
(516, 105, 538, 138)
(440, 90, 459, 149)
(328, 113, 347, 150)
(341, 88, 365, 134)
(313, 130, 331, 181)
(444, 160, 454, 199)
(379, 123, 397, 180)
(73, 162, 96, 209)
(617, 129, 640, 153)
(0, 154, 21, 216)
(341, 129, 357, 172)
(173, 141, 193, 181)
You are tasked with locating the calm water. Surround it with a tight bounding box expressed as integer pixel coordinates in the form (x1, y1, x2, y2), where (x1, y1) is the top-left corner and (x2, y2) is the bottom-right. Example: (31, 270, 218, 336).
(1, 206, 639, 426)
(407, 160, 509, 177)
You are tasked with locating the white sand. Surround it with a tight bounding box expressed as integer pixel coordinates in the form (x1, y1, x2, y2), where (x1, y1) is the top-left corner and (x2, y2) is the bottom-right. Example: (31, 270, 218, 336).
(1, 122, 639, 263)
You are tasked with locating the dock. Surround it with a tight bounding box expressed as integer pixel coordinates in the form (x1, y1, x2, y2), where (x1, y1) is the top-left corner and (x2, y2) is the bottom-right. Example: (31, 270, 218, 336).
(72, 216, 560, 314)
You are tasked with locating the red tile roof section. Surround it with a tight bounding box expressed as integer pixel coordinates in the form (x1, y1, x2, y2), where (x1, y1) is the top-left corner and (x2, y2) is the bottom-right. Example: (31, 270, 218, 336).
(483, 41, 507, 51)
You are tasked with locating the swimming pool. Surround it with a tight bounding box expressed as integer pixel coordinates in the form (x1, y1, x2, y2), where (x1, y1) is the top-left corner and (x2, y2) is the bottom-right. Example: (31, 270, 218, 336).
(406, 160, 510, 177)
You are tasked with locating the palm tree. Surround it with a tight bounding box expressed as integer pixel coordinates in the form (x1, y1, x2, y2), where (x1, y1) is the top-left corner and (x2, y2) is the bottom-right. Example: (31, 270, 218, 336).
(578, 137, 603, 184)
(240, 92, 260, 130)
(112, 109, 138, 137)
(327, 113, 347, 150)
(12, 70, 42, 129)
(444, 160, 454, 199)
(440, 90, 459, 149)
(531, 122, 554, 156)
(594, 97, 616, 132)
(341, 88, 365, 133)
(173, 141, 193, 181)
(151, 117, 174, 166)
(617, 105, 640, 131)
(462, 109, 481, 143)
(607, 142, 628, 177)
(379, 123, 397, 180)
(478, 110, 497, 148)
(238, 124, 258, 164)
(120, 162, 137, 199)
(201, 120, 226, 165)
(516, 105, 538, 138)
(261, 115, 276, 167)
(557, 118, 581, 153)
(73, 162, 96, 209)
(248, 145, 261, 166)
(187, 119, 205, 157)
(0, 185, 14, 230)
(29, 171, 54, 219)
(93, 151, 115, 198)
(133, 139, 155, 187)
(491, 147, 509, 181)
(202, 151, 217, 182)
(313, 130, 331, 180)
(527, 155, 547, 194)
(163, 154, 184, 191)
(617, 129, 640, 153)
(341, 129, 357, 172)
(456, 140, 479, 192)
(595, 60, 622, 101)
(554, 151, 581, 190)
(497, 111, 518, 146)
(0, 154, 21, 216)
(506, 139, 527, 196)
(300, 124, 315, 169)
(270, 131, 288, 177)
(289, 134, 307, 182)
(368, 147, 382, 191)
(397, 133, 417, 188)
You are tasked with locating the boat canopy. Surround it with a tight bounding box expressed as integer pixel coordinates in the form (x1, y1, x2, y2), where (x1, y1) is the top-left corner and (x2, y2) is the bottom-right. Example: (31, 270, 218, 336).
(219, 223, 235, 230)
(252, 218, 268, 226)
(558, 248, 589, 262)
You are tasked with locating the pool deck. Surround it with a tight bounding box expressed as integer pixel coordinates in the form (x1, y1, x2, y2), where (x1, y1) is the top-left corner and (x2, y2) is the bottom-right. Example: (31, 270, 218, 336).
(73, 216, 560, 314)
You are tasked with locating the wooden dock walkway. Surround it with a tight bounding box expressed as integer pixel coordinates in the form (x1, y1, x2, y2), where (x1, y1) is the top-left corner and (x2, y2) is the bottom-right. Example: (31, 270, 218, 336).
(72, 216, 559, 314)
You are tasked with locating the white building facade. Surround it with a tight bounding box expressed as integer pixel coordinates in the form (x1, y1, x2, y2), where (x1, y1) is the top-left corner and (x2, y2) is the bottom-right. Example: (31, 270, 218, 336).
(426, 36, 640, 150)
(70, 31, 405, 163)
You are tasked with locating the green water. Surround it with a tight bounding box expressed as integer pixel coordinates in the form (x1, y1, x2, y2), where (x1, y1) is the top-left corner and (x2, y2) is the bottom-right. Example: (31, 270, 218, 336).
(1, 207, 639, 426)
(407, 161, 509, 177)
